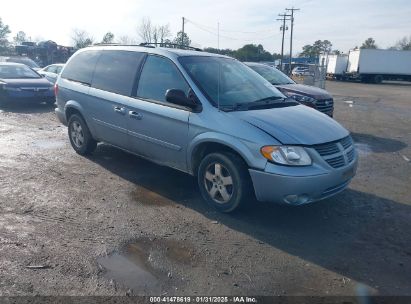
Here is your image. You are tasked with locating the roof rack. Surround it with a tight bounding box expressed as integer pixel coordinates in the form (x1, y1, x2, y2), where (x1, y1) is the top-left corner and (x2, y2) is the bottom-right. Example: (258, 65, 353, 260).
(93, 43, 143, 47)
(92, 42, 202, 52)
(139, 43, 203, 52)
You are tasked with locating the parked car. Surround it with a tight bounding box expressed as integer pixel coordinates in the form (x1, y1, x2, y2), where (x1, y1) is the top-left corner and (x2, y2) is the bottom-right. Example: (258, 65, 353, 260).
(0, 62, 55, 106)
(55, 46, 357, 213)
(38, 63, 64, 84)
(292, 66, 311, 76)
(245, 62, 334, 116)
(0, 56, 41, 71)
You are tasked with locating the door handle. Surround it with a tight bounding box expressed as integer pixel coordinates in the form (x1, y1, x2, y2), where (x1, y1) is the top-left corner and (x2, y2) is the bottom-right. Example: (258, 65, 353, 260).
(129, 111, 143, 120)
(114, 106, 126, 115)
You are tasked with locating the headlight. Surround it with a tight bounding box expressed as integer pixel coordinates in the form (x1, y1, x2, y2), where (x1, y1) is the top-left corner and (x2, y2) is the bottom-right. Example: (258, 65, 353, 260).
(261, 146, 312, 166)
(282, 91, 316, 103)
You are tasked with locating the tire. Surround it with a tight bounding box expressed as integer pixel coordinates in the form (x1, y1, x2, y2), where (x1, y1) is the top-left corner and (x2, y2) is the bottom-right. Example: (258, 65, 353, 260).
(68, 114, 97, 155)
(45, 99, 56, 106)
(374, 75, 383, 84)
(198, 152, 253, 213)
(0, 97, 9, 108)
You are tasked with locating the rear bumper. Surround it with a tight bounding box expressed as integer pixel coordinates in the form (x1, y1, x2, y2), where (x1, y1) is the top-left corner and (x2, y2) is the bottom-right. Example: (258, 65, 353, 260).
(249, 155, 358, 205)
(55, 107, 67, 126)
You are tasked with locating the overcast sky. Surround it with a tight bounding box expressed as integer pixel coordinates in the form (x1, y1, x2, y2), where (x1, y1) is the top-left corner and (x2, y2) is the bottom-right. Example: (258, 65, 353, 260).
(1, 0, 410, 54)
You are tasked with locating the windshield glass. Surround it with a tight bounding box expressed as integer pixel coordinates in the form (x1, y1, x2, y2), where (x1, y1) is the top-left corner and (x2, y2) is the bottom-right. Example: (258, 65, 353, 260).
(7, 58, 40, 69)
(0, 65, 41, 79)
(249, 64, 295, 85)
(179, 56, 285, 108)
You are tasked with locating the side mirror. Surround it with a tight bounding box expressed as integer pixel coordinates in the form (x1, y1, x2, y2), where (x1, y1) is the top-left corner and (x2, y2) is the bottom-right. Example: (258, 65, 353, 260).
(165, 89, 201, 112)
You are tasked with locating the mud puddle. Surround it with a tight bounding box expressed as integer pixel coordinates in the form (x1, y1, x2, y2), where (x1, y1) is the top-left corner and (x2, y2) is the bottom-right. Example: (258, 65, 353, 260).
(98, 238, 196, 294)
(352, 132, 407, 155)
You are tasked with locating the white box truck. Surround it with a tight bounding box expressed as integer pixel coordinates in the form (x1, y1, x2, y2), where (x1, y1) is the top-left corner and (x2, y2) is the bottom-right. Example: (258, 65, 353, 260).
(344, 49, 411, 83)
(319, 54, 349, 80)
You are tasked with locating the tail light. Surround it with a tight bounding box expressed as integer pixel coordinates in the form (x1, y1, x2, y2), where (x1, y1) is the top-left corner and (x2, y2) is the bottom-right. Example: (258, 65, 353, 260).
(54, 84, 59, 96)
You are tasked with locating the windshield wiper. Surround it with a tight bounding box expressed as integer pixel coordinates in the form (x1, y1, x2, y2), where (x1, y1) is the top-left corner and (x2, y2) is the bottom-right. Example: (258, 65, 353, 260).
(219, 96, 286, 112)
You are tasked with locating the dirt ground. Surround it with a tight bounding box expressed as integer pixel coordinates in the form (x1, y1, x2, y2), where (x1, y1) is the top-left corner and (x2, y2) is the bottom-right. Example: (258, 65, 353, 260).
(0, 80, 410, 298)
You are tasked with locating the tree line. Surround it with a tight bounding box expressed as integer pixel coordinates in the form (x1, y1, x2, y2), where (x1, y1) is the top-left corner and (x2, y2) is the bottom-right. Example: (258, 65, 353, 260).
(299, 36, 411, 58)
(1, 16, 410, 60)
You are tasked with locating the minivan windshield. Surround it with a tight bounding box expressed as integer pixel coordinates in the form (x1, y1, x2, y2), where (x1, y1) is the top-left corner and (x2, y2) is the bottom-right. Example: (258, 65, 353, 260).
(179, 56, 286, 110)
(248, 64, 295, 85)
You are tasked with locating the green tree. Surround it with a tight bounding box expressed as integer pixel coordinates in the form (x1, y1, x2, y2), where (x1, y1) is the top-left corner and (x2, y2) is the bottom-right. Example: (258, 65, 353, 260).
(173, 31, 191, 47)
(234, 44, 273, 62)
(361, 37, 377, 49)
(102, 32, 114, 44)
(394, 36, 411, 50)
(299, 40, 333, 57)
(0, 17, 11, 53)
(71, 29, 94, 49)
(0, 17, 10, 40)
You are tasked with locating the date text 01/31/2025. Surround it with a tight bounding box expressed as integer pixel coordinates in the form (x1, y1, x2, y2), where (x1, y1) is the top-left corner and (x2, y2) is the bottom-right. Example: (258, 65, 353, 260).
(149, 296, 258, 303)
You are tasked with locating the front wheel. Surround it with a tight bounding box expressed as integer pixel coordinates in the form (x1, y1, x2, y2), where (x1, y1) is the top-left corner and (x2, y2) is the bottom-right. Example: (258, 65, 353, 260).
(68, 114, 97, 155)
(198, 152, 253, 213)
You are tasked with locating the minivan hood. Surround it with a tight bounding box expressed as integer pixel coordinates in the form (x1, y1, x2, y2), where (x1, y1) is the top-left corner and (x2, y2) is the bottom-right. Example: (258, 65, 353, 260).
(276, 83, 332, 99)
(230, 104, 348, 145)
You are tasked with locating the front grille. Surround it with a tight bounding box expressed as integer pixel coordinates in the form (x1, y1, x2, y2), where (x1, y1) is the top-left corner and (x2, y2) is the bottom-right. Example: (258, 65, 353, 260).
(313, 135, 355, 168)
(315, 98, 334, 114)
(314, 142, 340, 156)
(326, 155, 346, 168)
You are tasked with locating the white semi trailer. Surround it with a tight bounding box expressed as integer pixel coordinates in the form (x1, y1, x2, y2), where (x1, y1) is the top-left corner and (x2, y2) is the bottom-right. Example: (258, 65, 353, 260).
(344, 49, 411, 83)
(319, 54, 348, 80)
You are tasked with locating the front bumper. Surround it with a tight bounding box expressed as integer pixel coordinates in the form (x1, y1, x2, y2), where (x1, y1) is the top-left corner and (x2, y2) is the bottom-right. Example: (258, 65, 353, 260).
(249, 153, 358, 205)
(0, 90, 54, 102)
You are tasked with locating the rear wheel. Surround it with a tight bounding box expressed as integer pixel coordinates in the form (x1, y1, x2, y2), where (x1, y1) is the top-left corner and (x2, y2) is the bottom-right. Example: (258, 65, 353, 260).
(45, 98, 55, 106)
(373, 75, 383, 84)
(198, 152, 253, 213)
(68, 114, 97, 155)
(0, 98, 9, 107)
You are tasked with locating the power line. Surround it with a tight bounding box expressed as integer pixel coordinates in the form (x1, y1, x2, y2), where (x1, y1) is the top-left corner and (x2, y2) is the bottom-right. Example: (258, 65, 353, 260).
(184, 18, 276, 34)
(186, 19, 280, 42)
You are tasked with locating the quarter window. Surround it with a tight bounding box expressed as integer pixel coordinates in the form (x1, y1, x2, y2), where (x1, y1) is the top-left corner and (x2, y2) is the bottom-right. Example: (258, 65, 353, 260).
(137, 55, 189, 103)
(61, 51, 100, 85)
(92, 51, 145, 96)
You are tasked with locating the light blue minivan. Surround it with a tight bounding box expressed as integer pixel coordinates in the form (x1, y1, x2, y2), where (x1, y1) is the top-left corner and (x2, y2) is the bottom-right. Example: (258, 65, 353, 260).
(55, 45, 358, 212)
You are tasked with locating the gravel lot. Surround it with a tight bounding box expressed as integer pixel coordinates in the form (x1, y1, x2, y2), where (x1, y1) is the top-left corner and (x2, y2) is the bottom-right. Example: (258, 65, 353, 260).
(0, 80, 410, 297)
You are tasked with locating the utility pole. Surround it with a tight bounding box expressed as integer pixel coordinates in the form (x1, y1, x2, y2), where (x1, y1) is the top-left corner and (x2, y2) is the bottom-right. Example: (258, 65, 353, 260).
(286, 7, 300, 75)
(277, 13, 291, 71)
(217, 22, 220, 51)
(181, 17, 185, 47)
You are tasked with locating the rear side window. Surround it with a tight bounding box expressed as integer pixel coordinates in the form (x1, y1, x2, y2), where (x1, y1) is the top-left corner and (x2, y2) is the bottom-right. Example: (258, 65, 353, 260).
(137, 55, 189, 103)
(92, 51, 145, 96)
(61, 51, 100, 85)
